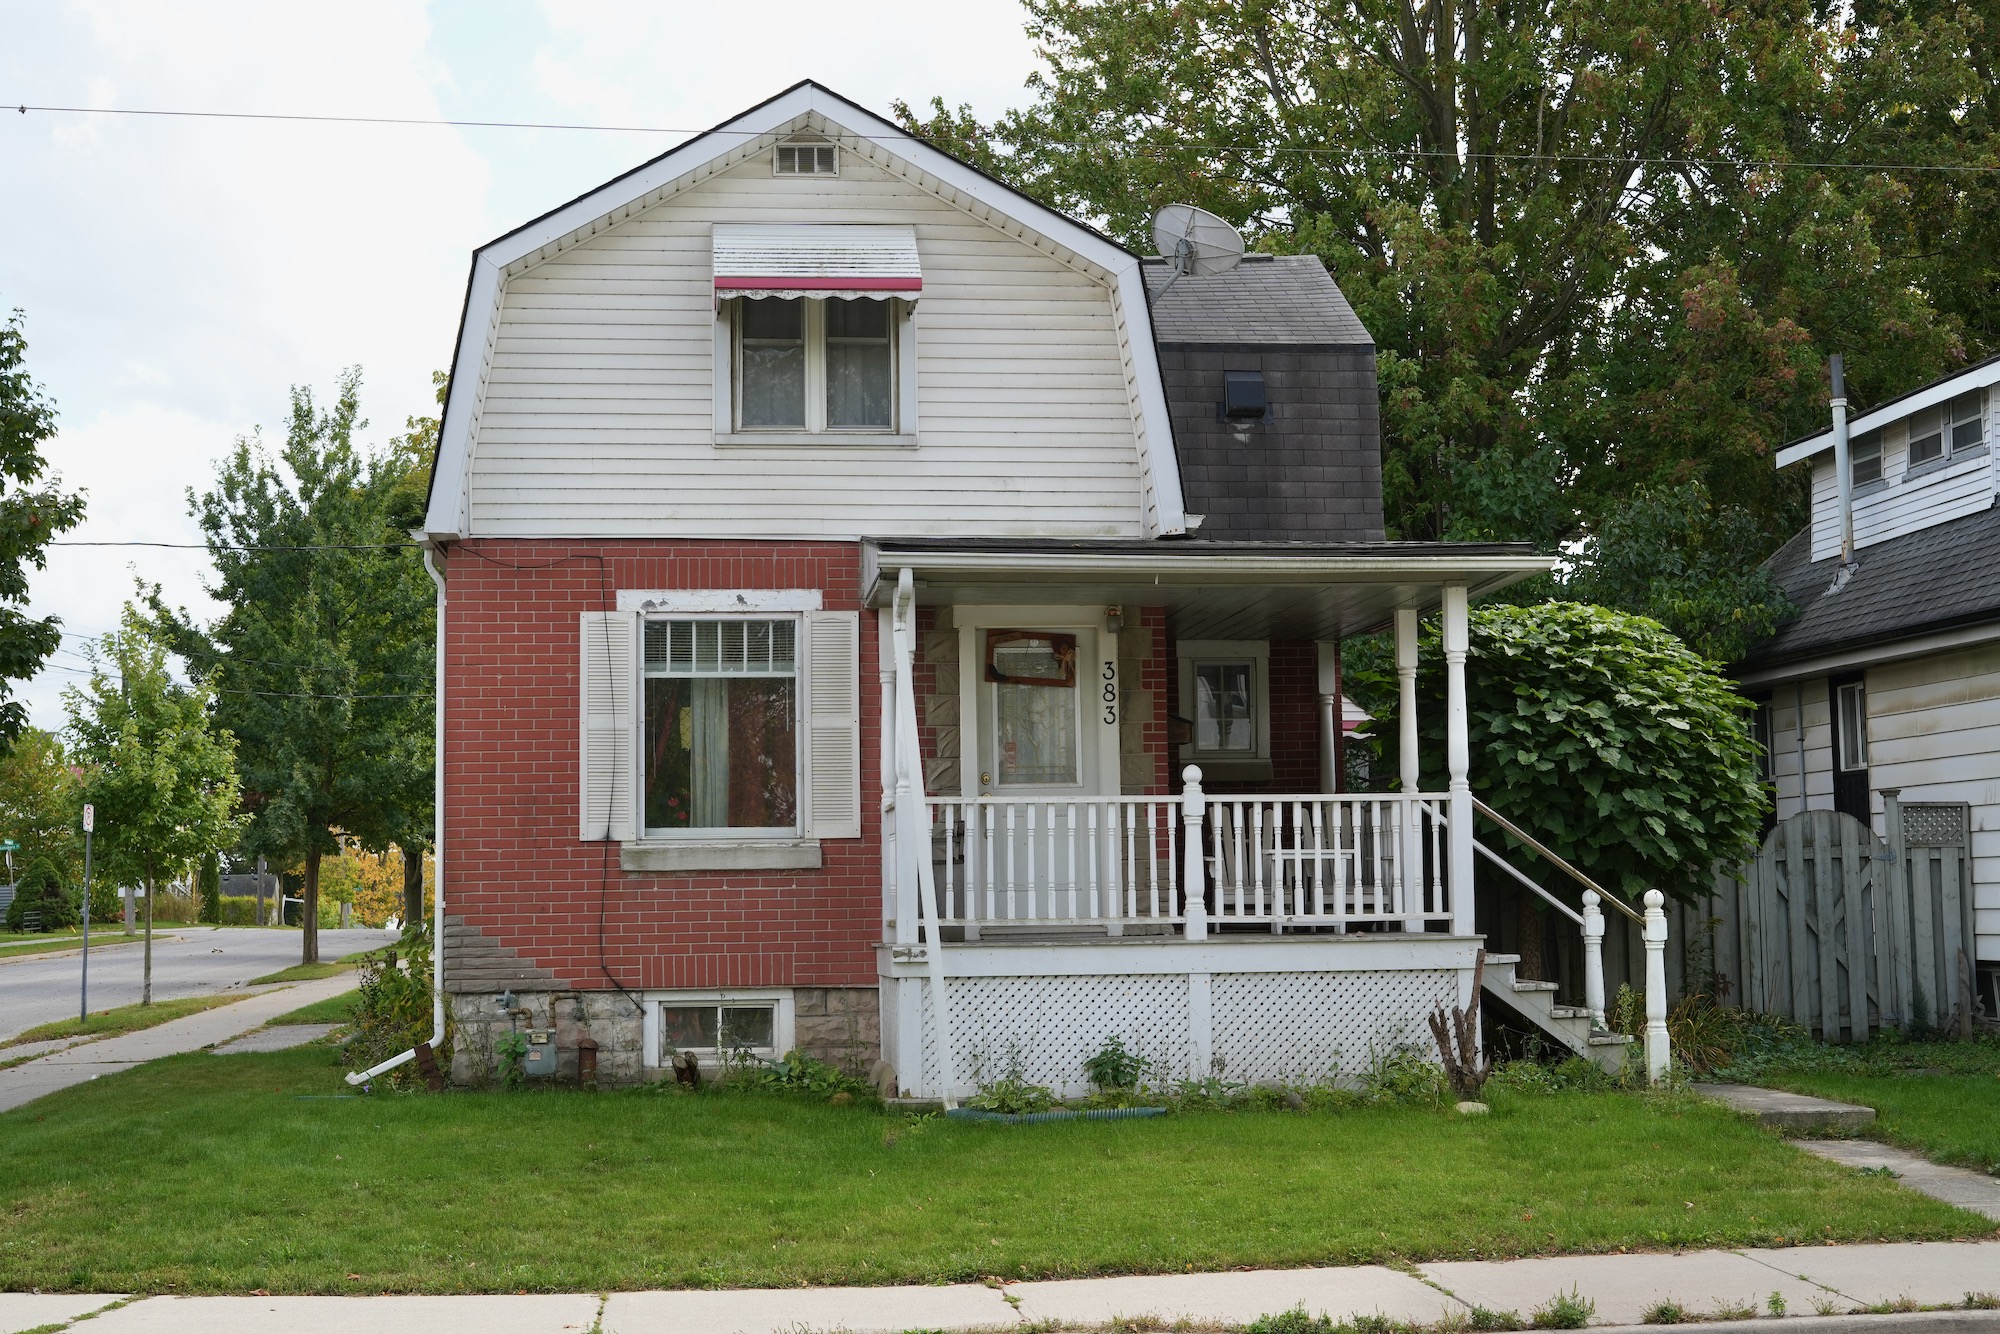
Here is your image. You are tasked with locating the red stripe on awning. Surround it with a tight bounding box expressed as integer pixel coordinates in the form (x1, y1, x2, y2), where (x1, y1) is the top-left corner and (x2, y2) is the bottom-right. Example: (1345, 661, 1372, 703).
(714, 275, 922, 291)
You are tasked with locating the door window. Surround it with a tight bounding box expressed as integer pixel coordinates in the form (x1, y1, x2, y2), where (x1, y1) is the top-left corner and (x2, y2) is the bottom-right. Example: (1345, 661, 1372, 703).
(986, 631, 1079, 786)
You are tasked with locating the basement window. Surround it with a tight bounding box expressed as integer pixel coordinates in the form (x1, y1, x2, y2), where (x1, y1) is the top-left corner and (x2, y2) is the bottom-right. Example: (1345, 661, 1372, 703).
(646, 990, 796, 1069)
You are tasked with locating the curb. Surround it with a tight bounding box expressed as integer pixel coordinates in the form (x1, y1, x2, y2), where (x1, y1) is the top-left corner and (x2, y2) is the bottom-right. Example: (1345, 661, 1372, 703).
(1606, 1313, 2000, 1334)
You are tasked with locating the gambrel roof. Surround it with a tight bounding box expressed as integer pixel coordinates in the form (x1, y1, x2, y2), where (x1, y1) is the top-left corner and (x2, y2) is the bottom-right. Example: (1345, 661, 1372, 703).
(423, 80, 1186, 541)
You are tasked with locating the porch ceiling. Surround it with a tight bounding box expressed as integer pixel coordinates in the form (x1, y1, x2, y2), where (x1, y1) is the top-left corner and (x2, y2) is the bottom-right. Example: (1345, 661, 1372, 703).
(861, 538, 1553, 640)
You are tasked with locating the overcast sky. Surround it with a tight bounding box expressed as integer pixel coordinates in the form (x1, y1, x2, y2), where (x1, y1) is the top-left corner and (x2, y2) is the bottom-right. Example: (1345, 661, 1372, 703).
(2, 0, 1039, 730)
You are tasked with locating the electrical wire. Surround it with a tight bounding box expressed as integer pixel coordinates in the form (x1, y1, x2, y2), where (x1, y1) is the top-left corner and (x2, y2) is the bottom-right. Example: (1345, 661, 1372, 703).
(50, 539, 420, 551)
(10, 100, 1998, 176)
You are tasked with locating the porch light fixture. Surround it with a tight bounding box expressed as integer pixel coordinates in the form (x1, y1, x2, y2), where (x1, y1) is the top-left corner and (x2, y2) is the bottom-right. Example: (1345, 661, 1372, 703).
(1104, 606, 1124, 634)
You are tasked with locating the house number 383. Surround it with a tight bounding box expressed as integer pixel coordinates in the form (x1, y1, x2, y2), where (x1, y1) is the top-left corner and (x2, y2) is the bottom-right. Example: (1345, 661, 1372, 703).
(1101, 661, 1118, 725)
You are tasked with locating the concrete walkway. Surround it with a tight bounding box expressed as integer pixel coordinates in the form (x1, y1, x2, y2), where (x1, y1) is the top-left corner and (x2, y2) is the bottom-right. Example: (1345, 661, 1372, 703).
(1795, 1139, 2000, 1223)
(4, 1241, 1998, 1334)
(0, 972, 357, 1113)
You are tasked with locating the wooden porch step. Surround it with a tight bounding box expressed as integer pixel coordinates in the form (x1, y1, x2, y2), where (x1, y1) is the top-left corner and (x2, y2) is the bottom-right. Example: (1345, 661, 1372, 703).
(1510, 979, 1559, 993)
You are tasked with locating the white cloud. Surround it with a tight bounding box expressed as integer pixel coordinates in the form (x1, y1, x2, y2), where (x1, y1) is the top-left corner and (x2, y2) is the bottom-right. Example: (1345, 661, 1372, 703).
(3, 0, 1040, 732)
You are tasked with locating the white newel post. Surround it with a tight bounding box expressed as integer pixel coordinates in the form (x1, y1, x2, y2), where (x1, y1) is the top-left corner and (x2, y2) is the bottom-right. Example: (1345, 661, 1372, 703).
(1581, 890, 1606, 1029)
(1181, 764, 1208, 941)
(894, 569, 957, 1106)
(1643, 889, 1671, 1082)
(1441, 586, 1474, 936)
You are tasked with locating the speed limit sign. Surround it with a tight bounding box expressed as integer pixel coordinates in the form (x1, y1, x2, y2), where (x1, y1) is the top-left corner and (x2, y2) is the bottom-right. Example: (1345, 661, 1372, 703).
(83, 804, 94, 833)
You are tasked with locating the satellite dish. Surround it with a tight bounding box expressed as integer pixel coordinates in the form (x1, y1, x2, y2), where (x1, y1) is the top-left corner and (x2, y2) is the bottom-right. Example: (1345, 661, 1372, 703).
(1152, 204, 1245, 280)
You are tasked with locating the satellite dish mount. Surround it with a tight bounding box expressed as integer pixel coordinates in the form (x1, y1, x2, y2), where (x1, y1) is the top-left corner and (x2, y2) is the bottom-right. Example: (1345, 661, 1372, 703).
(1151, 204, 1246, 296)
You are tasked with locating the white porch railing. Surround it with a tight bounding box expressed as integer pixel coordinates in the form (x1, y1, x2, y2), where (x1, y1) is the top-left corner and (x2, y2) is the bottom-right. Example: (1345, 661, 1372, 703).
(926, 771, 1453, 935)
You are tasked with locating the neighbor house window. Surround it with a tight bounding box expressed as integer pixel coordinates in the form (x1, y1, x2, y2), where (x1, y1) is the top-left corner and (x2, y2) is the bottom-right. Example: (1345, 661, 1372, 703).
(1850, 429, 1882, 487)
(641, 617, 798, 834)
(1907, 390, 1985, 470)
(1176, 640, 1272, 771)
(1836, 681, 1869, 772)
(1752, 698, 1775, 783)
(732, 297, 895, 433)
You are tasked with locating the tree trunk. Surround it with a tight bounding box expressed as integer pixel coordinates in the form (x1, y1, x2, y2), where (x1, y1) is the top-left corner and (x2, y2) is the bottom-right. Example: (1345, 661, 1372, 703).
(302, 848, 321, 965)
(142, 873, 155, 1005)
(399, 841, 424, 928)
(1516, 890, 1546, 981)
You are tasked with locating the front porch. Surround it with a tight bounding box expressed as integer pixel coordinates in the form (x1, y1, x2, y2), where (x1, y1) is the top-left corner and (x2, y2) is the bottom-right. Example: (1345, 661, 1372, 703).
(860, 538, 1678, 1100)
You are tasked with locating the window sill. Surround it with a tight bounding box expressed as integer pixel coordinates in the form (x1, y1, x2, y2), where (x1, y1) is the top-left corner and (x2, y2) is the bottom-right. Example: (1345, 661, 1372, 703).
(621, 840, 823, 873)
(715, 432, 917, 449)
(1903, 444, 1986, 484)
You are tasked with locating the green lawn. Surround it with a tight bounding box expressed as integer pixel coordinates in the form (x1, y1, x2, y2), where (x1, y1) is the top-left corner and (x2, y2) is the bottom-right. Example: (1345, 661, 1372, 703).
(249, 961, 353, 985)
(0, 994, 247, 1049)
(0, 1049, 1986, 1295)
(1765, 1072, 2000, 1175)
(267, 989, 359, 1026)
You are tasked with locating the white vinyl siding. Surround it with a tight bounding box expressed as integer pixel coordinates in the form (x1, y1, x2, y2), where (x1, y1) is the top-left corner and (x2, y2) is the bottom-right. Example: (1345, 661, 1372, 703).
(1765, 678, 1835, 823)
(1809, 392, 1998, 561)
(1863, 644, 2000, 961)
(470, 152, 1147, 539)
(581, 604, 861, 848)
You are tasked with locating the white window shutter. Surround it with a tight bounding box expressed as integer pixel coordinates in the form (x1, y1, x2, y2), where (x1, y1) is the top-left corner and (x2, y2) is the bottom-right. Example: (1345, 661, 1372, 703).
(579, 611, 637, 842)
(802, 610, 861, 839)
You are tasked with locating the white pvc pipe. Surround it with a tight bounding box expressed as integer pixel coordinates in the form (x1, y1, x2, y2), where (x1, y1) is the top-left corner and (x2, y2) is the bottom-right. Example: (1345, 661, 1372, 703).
(347, 543, 448, 1086)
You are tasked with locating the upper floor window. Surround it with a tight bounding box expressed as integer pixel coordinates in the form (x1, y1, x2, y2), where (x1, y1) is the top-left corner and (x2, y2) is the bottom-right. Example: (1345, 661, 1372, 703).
(1850, 428, 1882, 487)
(734, 297, 895, 433)
(1907, 389, 1985, 470)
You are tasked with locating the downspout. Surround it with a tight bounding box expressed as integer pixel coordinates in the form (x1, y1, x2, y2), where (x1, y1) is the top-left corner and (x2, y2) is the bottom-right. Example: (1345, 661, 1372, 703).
(347, 543, 448, 1085)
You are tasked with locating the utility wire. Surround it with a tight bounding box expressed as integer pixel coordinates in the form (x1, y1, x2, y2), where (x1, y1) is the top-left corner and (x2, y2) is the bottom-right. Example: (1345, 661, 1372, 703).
(50, 539, 421, 552)
(10, 101, 1998, 176)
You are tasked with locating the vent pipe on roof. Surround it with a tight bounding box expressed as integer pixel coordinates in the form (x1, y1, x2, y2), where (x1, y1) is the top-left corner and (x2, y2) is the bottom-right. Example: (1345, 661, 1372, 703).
(1829, 354, 1858, 593)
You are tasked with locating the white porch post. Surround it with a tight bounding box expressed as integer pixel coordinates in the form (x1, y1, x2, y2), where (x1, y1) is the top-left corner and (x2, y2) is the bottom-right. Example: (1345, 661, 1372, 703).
(1442, 585, 1474, 936)
(1315, 641, 1342, 794)
(1180, 765, 1208, 941)
(893, 569, 957, 1106)
(880, 608, 916, 947)
(1394, 608, 1426, 932)
(1643, 890, 1672, 1082)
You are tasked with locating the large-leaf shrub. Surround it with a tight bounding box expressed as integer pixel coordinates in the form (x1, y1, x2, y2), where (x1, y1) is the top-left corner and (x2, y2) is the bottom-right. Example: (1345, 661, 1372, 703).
(1350, 602, 1764, 903)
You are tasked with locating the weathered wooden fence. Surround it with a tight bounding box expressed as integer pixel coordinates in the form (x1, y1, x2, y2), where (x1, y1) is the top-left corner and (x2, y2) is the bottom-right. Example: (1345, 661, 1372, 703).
(1675, 796, 1979, 1040)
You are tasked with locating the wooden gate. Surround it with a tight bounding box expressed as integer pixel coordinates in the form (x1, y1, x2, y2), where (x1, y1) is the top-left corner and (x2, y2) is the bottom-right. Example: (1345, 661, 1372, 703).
(1697, 796, 1979, 1040)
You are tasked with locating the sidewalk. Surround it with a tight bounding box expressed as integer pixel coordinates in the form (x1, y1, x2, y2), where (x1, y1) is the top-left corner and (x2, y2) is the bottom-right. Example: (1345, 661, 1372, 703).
(0, 972, 358, 1113)
(4, 1240, 1997, 1334)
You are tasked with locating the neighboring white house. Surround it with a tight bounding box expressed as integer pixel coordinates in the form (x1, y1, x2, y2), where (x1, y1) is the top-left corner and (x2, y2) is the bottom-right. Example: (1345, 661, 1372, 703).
(1740, 353, 2000, 1012)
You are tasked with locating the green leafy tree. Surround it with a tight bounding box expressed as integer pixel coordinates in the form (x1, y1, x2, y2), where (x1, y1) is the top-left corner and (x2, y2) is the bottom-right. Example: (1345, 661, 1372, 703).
(3, 856, 74, 932)
(0, 727, 82, 889)
(1349, 603, 1765, 915)
(1562, 482, 1793, 664)
(151, 369, 433, 965)
(898, 0, 1995, 561)
(64, 607, 242, 1001)
(0, 308, 87, 743)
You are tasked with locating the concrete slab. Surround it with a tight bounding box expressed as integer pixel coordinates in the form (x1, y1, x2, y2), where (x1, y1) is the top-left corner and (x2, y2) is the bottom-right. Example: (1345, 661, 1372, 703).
(87, 1295, 601, 1334)
(0, 1036, 82, 1062)
(601, 1284, 1014, 1333)
(1743, 1241, 2000, 1307)
(0, 1293, 123, 1333)
(1421, 1250, 1836, 1325)
(212, 1023, 340, 1053)
(1011, 1265, 1457, 1325)
(1793, 1139, 2000, 1223)
(1697, 1083, 1877, 1132)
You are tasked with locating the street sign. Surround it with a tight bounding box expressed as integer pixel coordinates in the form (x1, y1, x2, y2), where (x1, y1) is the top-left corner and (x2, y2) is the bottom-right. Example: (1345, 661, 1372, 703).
(82, 804, 94, 833)
(0, 838, 17, 853)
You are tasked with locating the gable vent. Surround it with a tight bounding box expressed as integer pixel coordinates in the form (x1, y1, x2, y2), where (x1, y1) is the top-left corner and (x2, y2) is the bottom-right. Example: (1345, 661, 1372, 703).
(775, 137, 838, 176)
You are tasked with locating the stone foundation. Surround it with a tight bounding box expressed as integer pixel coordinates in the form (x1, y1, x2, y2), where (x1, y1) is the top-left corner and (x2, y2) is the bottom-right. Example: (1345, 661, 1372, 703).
(793, 986, 882, 1075)
(449, 991, 645, 1089)
(447, 986, 883, 1087)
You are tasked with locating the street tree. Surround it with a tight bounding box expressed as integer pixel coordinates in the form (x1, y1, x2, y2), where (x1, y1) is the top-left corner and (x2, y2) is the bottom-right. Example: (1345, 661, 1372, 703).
(0, 308, 87, 744)
(64, 607, 241, 1002)
(152, 369, 433, 965)
(0, 727, 83, 889)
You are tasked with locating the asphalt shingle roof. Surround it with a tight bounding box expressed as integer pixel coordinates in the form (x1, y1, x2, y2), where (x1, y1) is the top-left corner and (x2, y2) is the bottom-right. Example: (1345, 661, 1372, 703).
(1143, 254, 1373, 346)
(1739, 502, 2000, 668)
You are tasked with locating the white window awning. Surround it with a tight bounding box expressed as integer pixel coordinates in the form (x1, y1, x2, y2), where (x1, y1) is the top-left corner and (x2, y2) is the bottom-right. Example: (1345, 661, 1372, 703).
(712, 223, 922, 302)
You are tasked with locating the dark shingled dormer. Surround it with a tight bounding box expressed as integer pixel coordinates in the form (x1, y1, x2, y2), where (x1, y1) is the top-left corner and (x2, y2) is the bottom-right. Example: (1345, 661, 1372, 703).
(1144, 254, 1384, 542)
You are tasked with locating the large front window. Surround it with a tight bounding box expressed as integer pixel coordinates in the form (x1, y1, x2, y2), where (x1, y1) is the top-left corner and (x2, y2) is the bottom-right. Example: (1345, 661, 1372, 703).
(642, 617, 798, 834)
(734, 296, 895, 432)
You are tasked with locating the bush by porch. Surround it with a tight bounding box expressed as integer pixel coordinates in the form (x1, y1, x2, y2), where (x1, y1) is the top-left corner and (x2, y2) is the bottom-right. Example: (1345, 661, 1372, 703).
(0, 1045, 1984, 1294)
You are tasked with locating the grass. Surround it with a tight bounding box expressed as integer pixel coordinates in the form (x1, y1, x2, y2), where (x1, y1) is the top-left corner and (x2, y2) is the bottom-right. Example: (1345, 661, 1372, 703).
(266, 989, 359, 1026)
(1716, 1027, 2000, 1175)
(0, 1050, 1988, 1295)
(248, 961, 354, 985)
(0, 931, 146, 960)
(0, 994, 247, 1050)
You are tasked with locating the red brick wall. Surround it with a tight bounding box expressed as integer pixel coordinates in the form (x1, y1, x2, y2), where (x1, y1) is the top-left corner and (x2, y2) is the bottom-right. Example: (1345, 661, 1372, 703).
(1130, 607, 1170, 795)
(443, 538, 880, 991)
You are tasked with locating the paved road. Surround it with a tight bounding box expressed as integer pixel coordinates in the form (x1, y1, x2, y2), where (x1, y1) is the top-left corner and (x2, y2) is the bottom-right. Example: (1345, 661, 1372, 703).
(0, 925, 393, 1042)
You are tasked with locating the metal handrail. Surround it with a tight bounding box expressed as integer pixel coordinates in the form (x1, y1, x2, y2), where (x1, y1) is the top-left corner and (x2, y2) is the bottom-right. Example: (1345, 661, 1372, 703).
(1471, 797, 1643, 924)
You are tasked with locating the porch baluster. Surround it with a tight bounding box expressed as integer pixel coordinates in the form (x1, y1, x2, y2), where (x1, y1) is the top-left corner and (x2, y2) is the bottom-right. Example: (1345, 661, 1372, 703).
(1644, 890, 1671, 1081)
(1004, 804, 1018, 922)
(942, 804, 958, 921)
(1581, 889, 1606, 1028)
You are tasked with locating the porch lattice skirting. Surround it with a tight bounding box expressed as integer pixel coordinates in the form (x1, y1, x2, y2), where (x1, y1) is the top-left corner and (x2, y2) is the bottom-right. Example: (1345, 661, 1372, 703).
(888, 938, 1475, 1099)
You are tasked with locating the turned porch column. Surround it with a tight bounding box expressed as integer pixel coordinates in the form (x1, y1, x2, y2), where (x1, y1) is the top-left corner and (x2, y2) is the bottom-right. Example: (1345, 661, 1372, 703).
(1394, 609, 1425, 931)
(1442, 585, 1474, 936)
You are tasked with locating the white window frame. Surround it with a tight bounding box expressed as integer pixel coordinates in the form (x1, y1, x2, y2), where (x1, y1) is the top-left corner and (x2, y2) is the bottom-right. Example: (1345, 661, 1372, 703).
(642, 989, 796, 1070)
(1849, 428, 1883, 489)
(1836, 681, 1869, 772)
(1177, 639, 1272, 774)
(1904, 388, 1986, 475)
(713, 298, 918, 445)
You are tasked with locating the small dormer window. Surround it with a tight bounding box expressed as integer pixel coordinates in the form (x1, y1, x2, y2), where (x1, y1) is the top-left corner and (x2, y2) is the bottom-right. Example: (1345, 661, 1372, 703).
(1850, 428, 1882, 487)
(774, 139, 837, 176)
(1907, 389, 1985, 470)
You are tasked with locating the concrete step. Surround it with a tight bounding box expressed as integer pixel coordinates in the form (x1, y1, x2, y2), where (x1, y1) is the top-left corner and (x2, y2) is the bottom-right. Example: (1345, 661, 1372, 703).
(1510, 979, 1559, 993)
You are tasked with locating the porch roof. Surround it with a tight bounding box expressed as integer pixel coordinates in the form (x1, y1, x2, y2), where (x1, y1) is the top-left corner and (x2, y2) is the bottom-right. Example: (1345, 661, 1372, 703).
(860, 537, 1552, 640)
